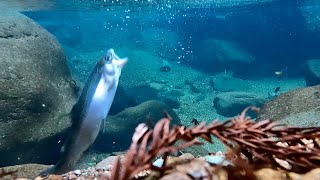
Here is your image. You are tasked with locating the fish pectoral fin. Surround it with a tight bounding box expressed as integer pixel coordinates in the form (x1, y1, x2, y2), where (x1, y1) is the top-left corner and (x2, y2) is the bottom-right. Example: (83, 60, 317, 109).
(60, 145, 65, 153)
(102, 72, 115, 91)
(100, 118, 106, 133)
(105, 79, 115, 92)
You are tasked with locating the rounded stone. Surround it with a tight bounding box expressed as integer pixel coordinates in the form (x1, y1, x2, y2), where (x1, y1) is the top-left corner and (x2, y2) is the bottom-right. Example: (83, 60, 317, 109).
(258, 85, 320, 127)
(0, 11, 76, 166)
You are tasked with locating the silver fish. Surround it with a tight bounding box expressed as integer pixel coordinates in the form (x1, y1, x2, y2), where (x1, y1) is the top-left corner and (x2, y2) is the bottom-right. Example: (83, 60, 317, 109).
(40, 49, 127, 176)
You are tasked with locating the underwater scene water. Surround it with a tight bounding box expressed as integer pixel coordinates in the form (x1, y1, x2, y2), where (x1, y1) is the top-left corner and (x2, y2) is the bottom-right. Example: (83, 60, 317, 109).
(1, 0, 320, 179)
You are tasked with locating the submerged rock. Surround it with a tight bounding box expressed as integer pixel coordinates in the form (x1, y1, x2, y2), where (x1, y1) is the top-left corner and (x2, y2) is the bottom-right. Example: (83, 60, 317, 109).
(209, 72, 252, 92)
(0, 164, 51, 179)
(258, 85, 320, 127)
(304, 59, 320, 86)
(0, 11, 75, 166)
(194, 39, 255, 74)
(94, 100, 208, 157)
(126, 85, 159, 105)
(162, 97, 180, 109)
(6, 162, 320, 180)
(96, 156, 120, 170)
(197, 39, 254, 65)
(95, 100, 182, 151)
(109, 86, 137, 115)
(160, 65, 171, 72)
(213, 92, 266, 117)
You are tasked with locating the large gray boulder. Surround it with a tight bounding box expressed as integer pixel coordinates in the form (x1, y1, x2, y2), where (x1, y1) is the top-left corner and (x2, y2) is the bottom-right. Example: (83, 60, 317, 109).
(304, 59, 320, 86)
(213, 92, 266, 117)
(0, 11, 75, 166)
(258, 85, 320, 127)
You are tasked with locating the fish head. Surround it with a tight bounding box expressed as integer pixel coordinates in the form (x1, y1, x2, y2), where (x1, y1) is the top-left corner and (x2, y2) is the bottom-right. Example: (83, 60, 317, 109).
(101, 49, 114, 63)
(101, 49, 128, 85)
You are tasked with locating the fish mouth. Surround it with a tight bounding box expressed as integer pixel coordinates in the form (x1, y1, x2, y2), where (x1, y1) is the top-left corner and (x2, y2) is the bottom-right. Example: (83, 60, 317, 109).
(106, 48, 128, 68)
(113, 57, 128, 68)
(120, 58, 128, 67)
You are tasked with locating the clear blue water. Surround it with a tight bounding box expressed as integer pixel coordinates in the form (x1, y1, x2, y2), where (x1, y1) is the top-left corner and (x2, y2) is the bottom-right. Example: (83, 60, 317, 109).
(1, 0, 320, 169)
(20, 0, 320, 78)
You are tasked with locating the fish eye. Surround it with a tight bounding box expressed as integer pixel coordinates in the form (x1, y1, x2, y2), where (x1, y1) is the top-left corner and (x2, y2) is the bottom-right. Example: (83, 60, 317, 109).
(104, 55, 112, 62)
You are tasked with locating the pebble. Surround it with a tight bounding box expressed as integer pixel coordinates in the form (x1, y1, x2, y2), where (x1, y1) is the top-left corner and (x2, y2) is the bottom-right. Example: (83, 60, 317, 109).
(179, 153, 195, 160)
(153, 158, 164, 167)
(204, 154, 231, 166)
(68, 174, 77, 179)
(95, 156, 119, 170)
(74, 169, 81, 175)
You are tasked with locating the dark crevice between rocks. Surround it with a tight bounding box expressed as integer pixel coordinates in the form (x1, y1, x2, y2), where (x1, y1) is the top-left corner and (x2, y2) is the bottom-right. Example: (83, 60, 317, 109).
(0, 34, 14, 39)
(0, 129, 69, 167)
(0, 33, 38, 39)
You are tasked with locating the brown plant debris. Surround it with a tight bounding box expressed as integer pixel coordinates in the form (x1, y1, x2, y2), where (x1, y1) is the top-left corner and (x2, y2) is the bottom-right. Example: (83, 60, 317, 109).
(0, 168, 18, 179)
(110, 107, 320, 180)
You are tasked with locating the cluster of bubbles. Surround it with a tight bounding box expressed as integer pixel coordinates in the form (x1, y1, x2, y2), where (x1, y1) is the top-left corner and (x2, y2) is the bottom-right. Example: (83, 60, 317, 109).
(299, 0, 320, 32)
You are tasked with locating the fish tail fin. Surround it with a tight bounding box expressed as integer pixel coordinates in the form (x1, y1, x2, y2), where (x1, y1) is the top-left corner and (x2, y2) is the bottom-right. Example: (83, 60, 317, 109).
(38, 165, 56, 177)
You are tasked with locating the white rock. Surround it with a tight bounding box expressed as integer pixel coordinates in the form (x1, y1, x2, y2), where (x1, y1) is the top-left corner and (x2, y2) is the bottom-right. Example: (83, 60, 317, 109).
(74, 169, 81, 175)
(153, 158, 164, 167)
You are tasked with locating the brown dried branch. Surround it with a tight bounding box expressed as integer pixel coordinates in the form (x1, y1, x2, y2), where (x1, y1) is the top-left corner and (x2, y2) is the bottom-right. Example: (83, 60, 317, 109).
(111, 108, 320, 180)
(111, 113, 203, 180)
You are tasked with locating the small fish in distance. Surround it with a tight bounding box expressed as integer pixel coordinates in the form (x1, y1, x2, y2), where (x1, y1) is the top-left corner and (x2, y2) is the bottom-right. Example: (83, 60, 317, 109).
(267, 86, 281, 100)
